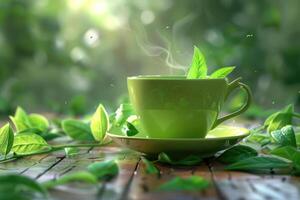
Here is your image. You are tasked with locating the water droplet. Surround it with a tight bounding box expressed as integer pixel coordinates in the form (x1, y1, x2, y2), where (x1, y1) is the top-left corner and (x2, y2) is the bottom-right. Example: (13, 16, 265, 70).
(272, 100, 275, 105)
(246, 34, 253, 38)
(166, 25, 170, 29)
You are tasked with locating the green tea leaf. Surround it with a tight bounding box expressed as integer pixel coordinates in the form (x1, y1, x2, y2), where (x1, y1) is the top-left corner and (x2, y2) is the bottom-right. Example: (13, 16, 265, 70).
(122, 122, 139, 136)
(218, 145, 257, 164)
(141, 157, 159, 175)
(246, 131, 271, 146)
(62, 119, 94, 141)
(271, 146, 300, 175)
(270, 125, 296, 147)
(265, 104, 294, 133)
(28, 114, 49, 132)
(90, 104, 109, 141)
(187, 46, 207, 79)
(87, 160, 118, 179)
(210, 66, 235, 78)
(158, 153, 202, 166)
(10, 107, 31, 132)
(42, 171, 97, 189)
(12, 133, 51, 155)
(225, 156, 291, 171)
(64, 147, 79, 157)
(0, 174, 47, 196)
(157, 176, 210, 191)
(270, 146, 299, 161)
(0, 123, 14, 156)
(114, 103, 134, 126)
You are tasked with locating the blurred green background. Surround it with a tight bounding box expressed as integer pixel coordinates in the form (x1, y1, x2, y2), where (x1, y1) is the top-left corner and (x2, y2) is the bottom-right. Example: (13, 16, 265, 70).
(0, 0, 299, 116)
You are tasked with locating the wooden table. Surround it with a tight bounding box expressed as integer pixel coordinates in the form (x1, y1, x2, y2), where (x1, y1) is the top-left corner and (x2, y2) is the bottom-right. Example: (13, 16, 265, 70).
(1, 143, 300, 200)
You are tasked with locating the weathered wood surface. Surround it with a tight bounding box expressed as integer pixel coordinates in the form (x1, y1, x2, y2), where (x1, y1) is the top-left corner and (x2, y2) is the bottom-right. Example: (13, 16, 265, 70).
(1, 143, 300, 200)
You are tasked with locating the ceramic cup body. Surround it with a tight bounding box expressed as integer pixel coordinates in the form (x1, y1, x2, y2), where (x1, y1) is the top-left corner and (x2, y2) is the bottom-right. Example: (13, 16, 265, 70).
(128, 76, 232, 139)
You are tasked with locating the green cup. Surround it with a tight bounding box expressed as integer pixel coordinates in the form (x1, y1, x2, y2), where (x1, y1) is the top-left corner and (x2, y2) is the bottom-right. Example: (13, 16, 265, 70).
(127, 75, 252, 139)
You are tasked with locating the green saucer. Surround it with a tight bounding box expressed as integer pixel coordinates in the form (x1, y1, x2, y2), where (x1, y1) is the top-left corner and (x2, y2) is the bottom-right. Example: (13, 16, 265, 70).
(107, 125, 250, 157)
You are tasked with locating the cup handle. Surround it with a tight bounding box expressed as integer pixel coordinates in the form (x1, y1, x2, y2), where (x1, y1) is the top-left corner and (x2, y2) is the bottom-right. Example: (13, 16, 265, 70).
(211, 78, 252, 129)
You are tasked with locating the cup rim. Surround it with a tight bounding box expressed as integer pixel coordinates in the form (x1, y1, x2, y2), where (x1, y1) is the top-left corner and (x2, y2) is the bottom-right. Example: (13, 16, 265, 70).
(127, 75, 226, 81)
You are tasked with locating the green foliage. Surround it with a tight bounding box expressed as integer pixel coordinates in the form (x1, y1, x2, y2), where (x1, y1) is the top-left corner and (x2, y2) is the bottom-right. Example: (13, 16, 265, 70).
(12, 133, 51, 155)
(0, 124, 14, 157)
(265, 104, 294, 133)
(64, 147, 79, 157)
(157, 176, 210, 191)
(122, 122, 139, 136)
(10, 107, 50, 136)
(28, 114, 49, 132)
(187, 46, 235, 79)
(187, 46, 207, 79)
(158, 152, 202, 166)
(0, 174, 47, 199)
(218, 145, 257, 164)
(225, 156, 291, 171)
(270, 125, 296, 147)
(113, 103, 134, 127)
(141, 157, 160, 175)
(62, 119, 94, 141)
(210, 66, 236, 78)
(42, 171, 98, 189)
(90, 104, 109, 141)
(87, 160, 119, 180)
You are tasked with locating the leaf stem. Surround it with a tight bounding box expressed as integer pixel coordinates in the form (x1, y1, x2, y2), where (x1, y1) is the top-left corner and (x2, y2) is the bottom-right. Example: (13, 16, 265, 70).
(0, 141, 112, 163)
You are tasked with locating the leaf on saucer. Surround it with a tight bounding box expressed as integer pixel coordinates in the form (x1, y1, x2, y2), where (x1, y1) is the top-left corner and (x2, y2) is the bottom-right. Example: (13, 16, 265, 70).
(122, 122, 139, 136)
(156, 176, 210, 191)
(158, 152, 202, 166)
(218, 145, 257, 164)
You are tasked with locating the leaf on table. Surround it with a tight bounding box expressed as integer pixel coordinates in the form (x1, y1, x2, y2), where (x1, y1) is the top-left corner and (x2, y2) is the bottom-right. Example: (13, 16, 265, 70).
(210, 66, 235, 78)
(42, 171, 98, 189)
(246, 130, 271, 146)
(87, 160, 119, 180)
(0, 123, 14, 156)
(9, 106, 32, 132)
(122, 122, 139, 136)
(64, 147, 79, 157)
(90, 104, 109, 141)
(265, 104, 294, 133)
(158, 152, 202, 166)
(28, 114, 49, 132)
(186, 46, 207, 79)
(218, 145, 257, 164)
(12, 132, 51, 155)
(225, 156, 291, 171)
(0, 174, 47, 198)
(270, 145, 300, 175)
(156, 176, 210, 191)
(270, 146, 299, 161)
(270, 125, 296, 147)
(141, 157, 159, 175)
(62, 119, 94, 141)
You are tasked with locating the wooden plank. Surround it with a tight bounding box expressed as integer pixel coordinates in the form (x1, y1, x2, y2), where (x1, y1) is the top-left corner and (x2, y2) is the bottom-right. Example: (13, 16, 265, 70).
(126, 160, 220, 200)
(43, 147, 140, 200)
(208, 159, 300, 200)
(0, 154, 49, 174)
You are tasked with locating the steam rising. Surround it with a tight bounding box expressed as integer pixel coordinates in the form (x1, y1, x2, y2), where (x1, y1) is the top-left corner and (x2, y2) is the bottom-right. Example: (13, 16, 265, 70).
(133, 14, 197, 73)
